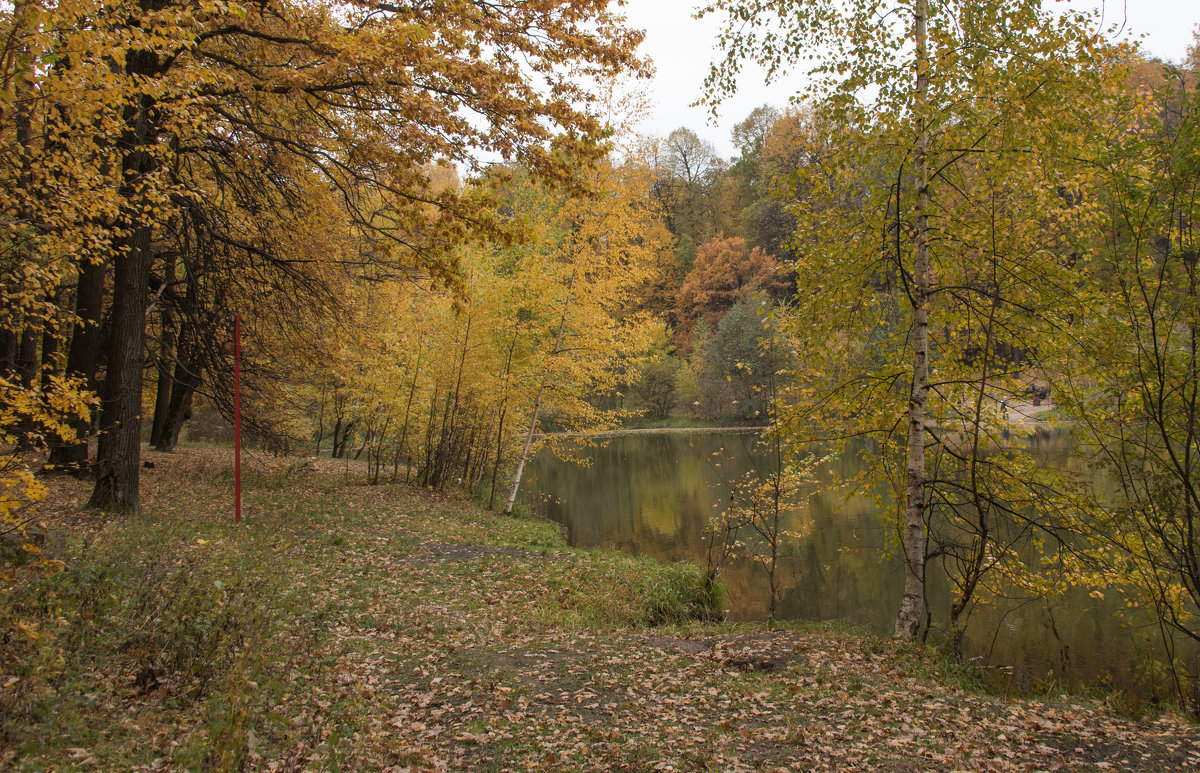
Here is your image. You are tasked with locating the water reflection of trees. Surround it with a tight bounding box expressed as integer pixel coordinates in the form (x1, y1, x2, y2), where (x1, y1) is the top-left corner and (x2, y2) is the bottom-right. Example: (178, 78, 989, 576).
(523, 430, 1196, 697)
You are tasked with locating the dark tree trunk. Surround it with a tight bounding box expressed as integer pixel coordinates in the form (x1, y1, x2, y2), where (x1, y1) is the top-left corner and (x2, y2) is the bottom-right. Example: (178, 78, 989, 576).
(333, 419, 355, 459)
(157, 362, 197, 452)
(88, 39, 163, 512)
(0, 329, 16, 376)
(150, 364, 174, 449)
(89, 234, 155, 510)
(154, 321, 201, 452)
(15, 326, 37, 388)
(160, 383, 194, 452)
(46, 257, 106, 474)
(314, 379, 326, 456)
(14, 323, 39, 449)
(330, 415, 343, 458)
(40, 298, 61, 390)
(421, 389, 438, 486)
(488, 406, 507, 510)
(150, 258, 177, 445)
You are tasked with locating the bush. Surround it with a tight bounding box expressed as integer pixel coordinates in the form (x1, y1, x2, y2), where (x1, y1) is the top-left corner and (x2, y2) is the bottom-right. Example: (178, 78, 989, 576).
(631, 357, 683, 420)
(638, 561, 726, 626)
(694, 299, 790, 420)
(0, 525, 272, 754)
(114, 554, 268, 703)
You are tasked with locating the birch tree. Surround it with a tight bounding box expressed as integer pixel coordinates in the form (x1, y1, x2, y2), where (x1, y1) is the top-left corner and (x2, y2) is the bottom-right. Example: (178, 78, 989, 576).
(1050, 55, 1200, 698)
(702, 0, 1118, 638)
(500, 158, 668, 514)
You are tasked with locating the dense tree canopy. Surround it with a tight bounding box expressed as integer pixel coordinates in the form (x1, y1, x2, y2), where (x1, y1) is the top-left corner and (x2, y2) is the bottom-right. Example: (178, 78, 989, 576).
(0, 0, 650, 512)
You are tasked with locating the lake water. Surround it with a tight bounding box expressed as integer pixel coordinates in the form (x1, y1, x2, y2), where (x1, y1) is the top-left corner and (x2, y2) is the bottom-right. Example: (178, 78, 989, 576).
(522, 429, 1197, 698)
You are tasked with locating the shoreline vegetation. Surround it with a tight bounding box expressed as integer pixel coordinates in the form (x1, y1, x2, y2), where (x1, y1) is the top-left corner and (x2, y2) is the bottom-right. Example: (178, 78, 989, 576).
(570, 399, 1059, 440)
(563, 422, 767, 438)
(3, 447, 1198, 770)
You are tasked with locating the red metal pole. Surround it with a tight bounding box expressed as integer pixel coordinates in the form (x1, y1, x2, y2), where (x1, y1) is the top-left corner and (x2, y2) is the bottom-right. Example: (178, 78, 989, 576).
(234, 314, 242, 522)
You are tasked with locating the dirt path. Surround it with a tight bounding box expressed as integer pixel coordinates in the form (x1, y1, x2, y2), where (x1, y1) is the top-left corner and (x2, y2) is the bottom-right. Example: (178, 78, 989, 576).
(1002, 398, 1057, 431)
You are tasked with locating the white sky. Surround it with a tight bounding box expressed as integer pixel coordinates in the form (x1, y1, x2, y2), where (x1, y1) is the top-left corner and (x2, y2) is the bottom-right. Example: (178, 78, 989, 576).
(618, 0, 1200, 159)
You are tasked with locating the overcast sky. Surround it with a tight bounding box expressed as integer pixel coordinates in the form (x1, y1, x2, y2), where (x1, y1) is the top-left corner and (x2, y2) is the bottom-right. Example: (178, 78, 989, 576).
(619, 0, 1200, 159)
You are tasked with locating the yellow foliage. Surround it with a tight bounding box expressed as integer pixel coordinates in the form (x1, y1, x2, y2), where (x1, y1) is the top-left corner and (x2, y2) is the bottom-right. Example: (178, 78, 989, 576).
(0, 376, 93, 535)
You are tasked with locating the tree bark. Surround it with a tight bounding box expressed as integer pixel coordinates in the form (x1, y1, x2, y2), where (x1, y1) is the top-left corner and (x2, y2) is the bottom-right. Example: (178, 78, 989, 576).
(502, 378, 547, 516)
(46, 257, 106, 473)
(39, 291, 62, 390)
(335, 419, 355, 459)
(0, 329, 16, 376)
(489, 334, 517, 510)
(160, 378, 195, 451)
(89, 232, 155, 510)
(895, 0, 930, 639)
(88, 36, 163, 512)
(393, 348, 422, 482)
(314, 378, 326, 456)
(150, 258, 177, 445)
(89, 249, 154, 507)
(330, 414, 343, 458)
(13, 324, 39, 449)
(155, 338, 201, 452)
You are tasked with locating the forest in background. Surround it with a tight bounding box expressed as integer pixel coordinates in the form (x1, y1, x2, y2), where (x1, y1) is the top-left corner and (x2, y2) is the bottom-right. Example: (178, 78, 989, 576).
(2, 0, 1200, 705)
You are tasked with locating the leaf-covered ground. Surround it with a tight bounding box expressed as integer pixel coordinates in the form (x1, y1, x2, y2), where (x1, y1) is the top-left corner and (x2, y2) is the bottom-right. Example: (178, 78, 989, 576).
(3, 448, 1199, 771)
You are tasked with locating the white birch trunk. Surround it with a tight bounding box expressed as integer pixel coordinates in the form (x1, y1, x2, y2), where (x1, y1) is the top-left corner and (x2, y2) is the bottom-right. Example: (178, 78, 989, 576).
(895, 0, 930, 639)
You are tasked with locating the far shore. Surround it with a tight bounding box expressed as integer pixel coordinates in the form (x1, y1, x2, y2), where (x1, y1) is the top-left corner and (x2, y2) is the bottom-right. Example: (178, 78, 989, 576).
(548, 403, 1061, 440)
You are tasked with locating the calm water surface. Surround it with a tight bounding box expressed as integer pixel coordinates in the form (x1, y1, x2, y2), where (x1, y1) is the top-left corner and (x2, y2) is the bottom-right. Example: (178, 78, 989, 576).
(522, 430, 1197, 696)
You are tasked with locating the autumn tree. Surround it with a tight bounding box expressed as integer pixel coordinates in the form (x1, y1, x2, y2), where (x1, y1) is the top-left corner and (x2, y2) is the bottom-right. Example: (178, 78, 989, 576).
(3, 0, 648, 511)
(676, 235, 787, 335)
(727, 105, 794, 255)
(652, 128, 734, 255)
(692, 299, 790, 421)
(703, 0, 1120, 638)
(750, 107, 833, 260)
(0, 0, 107, 505)
(1050, 51, 1200, 692)
(275, 150, 667, 511)
(499, 158, 668, 514)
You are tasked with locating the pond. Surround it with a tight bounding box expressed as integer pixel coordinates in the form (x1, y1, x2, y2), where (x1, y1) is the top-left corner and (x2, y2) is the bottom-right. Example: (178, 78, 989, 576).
(522, 429, 1197, 697)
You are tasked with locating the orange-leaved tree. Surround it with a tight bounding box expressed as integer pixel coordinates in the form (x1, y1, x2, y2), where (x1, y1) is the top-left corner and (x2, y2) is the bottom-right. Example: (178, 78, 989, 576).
(675, 234, 788, 335)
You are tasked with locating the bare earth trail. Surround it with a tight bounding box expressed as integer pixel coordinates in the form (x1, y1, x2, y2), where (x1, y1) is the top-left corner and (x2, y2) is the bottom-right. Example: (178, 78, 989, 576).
(11, 449, 1199, 771)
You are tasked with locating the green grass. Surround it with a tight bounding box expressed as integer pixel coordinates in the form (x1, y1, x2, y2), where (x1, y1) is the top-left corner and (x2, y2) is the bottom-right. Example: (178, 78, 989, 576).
(1042, 406, 1075, 422)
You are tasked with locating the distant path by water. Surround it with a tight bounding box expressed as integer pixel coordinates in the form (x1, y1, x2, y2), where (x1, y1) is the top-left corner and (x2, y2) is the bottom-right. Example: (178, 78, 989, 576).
(552, 401, 1059, 440)
(550, 424, 766, 438)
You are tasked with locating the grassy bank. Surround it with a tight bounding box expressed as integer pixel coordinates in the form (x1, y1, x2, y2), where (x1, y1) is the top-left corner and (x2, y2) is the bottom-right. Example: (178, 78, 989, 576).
(3, 448, 1198, 771)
